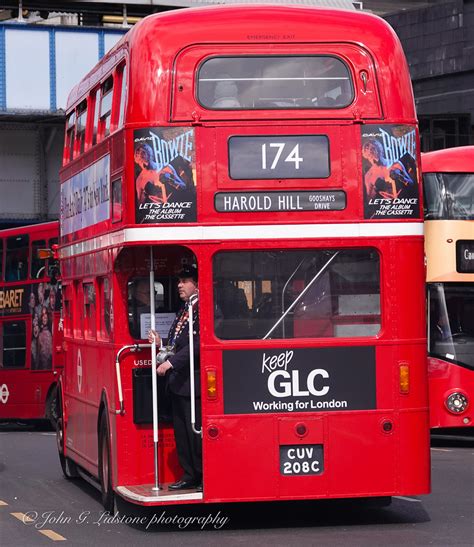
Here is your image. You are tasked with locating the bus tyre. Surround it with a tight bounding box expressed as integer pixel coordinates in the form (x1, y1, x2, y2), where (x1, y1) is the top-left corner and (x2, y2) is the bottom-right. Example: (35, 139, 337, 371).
(46, 386, 59, 430)
(99, 412, 115, 513)
(57, 417, 79, 479)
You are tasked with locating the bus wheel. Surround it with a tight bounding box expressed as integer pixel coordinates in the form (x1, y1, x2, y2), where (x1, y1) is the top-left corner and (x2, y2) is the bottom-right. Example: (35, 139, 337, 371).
(99, 412, 115, 513)
(56, 417, 79, 479)
(46, 386, 58, 430)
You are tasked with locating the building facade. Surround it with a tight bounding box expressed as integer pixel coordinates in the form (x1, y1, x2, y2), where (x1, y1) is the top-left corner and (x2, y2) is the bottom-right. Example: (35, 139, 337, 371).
(385, 0, 474, 150)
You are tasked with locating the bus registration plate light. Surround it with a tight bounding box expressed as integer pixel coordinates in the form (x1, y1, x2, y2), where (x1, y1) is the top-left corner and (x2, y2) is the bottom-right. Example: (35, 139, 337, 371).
(295, 422, 308, 437)
(280, 444, 323, 476)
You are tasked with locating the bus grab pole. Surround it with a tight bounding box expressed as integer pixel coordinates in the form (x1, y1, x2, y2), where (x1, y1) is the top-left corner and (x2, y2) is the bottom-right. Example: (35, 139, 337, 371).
(188, 292, 201, 435)
(149, 247, 161, 491)
(263, 251, 339, 340)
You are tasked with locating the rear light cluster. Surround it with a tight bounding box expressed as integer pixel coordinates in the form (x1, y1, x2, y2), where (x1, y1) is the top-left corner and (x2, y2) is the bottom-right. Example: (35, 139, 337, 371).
(206, 370, 217, 400)
(399, 363, 409, 394)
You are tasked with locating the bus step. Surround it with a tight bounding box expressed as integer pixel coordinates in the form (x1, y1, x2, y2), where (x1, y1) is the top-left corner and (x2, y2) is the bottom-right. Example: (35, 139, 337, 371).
(116, 484, 203, 503)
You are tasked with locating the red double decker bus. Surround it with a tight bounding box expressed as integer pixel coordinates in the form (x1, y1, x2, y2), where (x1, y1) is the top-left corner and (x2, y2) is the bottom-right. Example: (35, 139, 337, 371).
(57, 5, 429, 511)
(0, 221, 62, 425)
(422, 146, 474, 430)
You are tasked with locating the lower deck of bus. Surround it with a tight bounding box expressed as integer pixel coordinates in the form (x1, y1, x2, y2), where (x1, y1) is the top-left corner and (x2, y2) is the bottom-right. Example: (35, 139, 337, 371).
(59, 239, 430, 506)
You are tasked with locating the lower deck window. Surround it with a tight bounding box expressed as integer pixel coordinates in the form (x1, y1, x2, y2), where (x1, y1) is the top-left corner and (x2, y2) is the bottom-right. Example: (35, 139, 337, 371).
(128, 277, 168, 340)
(213, 248, 380, 340)
(428, 283, 474, 370)
(1, 321, 26, 368)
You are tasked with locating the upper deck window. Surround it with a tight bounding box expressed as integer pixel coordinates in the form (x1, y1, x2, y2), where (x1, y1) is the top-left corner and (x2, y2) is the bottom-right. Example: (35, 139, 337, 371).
(76, 100, 88, 155)
(100, 77, 114, 138)
(197, 56, 353, 110)
(423, 173, 474, 220)
(92, 87, 101, 145)
(65, 111, 76, 163)
(31, 239, 46, 279)
(118, 64, 127, 128)
(5, 235, 29, 281)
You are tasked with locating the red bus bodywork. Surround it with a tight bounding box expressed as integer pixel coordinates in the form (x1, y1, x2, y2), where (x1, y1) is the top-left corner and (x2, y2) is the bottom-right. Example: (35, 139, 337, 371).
(422, 146, 474, 429)
(58, 6, 430, 508)
(0, 221, 62, 423)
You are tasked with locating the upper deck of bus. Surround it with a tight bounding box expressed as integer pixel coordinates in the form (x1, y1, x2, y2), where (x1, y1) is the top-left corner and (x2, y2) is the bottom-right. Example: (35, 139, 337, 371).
(1, 222, 59, 285)
(422, 146, 474, 174)
(59, 5, 422, 248)
(65, 5, 415, 122)
(0, 222, 58, 241)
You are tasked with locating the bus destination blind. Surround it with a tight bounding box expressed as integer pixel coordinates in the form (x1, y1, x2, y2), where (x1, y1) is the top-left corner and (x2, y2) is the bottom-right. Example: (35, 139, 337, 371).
(215, 190, 345, 212)
(228, 135, 330, 180)
(456, 240, 474, 273)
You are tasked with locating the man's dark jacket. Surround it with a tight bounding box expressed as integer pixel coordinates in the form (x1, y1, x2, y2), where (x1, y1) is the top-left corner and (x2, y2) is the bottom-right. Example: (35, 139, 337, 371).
(167, 304, 200, 397)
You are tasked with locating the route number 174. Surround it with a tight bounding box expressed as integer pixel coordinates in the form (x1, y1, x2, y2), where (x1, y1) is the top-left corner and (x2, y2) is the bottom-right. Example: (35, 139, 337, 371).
(261, 143, 303, 170)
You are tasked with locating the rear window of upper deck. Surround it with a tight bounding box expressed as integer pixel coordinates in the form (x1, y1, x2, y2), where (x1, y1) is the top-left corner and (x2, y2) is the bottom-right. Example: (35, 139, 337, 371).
(197, 56, 354, 110)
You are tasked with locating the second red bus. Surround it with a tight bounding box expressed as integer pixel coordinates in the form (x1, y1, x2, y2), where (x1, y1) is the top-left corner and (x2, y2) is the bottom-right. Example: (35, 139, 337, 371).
(422, 146, 474, 430)
(0, 221, 62, 425)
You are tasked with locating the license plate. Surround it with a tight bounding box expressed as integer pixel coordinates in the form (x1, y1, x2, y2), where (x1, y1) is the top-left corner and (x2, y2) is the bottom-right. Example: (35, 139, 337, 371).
(280, 444, 324, 476)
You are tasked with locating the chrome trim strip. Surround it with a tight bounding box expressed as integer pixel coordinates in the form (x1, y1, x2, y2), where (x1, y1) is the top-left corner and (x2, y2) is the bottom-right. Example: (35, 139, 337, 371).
(116, 486, 203, 503)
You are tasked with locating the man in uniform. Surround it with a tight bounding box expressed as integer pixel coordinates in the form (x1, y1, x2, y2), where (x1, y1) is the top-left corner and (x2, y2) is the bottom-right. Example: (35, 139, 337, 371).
(149, 264, 201, 491)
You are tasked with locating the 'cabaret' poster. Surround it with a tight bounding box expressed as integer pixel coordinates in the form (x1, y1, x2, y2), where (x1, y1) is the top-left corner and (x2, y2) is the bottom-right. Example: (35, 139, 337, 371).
(361, 125, 420, 219)
(134, 127, 197, 224)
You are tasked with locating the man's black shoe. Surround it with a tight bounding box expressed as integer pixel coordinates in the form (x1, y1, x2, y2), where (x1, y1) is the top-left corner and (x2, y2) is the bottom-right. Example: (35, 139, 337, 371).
(168, 480, 196, 490)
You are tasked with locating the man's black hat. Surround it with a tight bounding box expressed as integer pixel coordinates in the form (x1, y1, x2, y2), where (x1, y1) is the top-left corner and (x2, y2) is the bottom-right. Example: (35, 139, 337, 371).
(177, 264, 198, 281)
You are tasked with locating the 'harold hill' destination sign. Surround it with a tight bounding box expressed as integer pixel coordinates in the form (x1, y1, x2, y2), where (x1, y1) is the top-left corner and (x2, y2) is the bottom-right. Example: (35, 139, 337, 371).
(215, 191, 346, 213)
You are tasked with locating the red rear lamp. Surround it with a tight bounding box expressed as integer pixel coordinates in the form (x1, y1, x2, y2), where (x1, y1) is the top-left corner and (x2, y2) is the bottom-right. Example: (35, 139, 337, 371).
(207, 425, 219, 439)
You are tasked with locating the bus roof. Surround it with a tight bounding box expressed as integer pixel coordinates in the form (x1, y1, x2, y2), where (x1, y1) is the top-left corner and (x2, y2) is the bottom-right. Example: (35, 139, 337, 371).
(67, 5, 412, 119)
(421, 146, 474, 174)
(0, 221, 58, 238)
